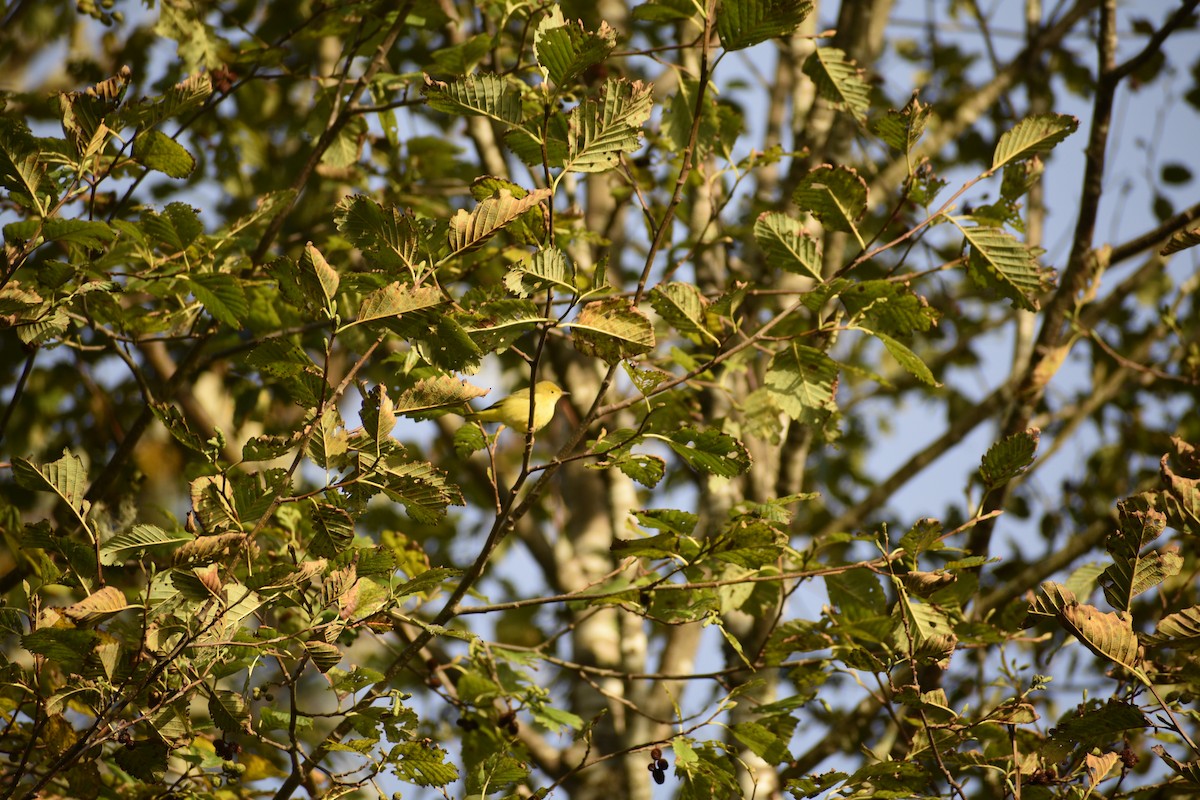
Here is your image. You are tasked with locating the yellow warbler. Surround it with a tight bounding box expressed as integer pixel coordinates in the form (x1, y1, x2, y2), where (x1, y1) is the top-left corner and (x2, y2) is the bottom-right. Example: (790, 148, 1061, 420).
(467, 381, 566, 433)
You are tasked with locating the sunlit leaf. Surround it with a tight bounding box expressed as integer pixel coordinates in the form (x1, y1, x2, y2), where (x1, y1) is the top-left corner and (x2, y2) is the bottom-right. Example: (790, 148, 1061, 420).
(803, 47, 871, 116)
(992, 113, 1079, 171)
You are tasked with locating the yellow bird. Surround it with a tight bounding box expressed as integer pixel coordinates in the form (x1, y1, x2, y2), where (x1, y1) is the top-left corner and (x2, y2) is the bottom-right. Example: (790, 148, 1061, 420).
(467, 381, 566, 433)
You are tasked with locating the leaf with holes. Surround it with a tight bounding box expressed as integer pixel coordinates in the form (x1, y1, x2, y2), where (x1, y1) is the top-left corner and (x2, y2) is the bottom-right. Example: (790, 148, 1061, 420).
(504, 247, 576, 297)
(422, 73, 523, 124)
(765, 343, 839, 426)
(534, 9, 616, 87)
(1058, 602, 1145, 678)
(447, 188, 551, 255)
(872, 93, 930, 153)
(650, 281, 718, 345)
(13, 449, 89, 517)
(62, 586, 130, 626)
(570, 297, 655, 364)
(564, 78, 653, 173)
(754, 212, 822, 280)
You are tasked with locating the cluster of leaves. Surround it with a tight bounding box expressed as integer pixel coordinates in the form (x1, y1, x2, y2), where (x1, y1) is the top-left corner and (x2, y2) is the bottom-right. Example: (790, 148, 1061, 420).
(1, 1, 1200, 799)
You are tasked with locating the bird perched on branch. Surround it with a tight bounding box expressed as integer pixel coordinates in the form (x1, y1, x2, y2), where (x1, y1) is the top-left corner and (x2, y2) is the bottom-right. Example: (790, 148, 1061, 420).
(466, 381, 566, 433)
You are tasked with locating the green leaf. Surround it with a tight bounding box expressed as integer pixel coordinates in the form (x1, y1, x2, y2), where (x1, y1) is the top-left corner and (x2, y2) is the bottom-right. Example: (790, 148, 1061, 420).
(870, 329, 940, 386)
(40, 218, 116, 249)
(1101, 549, 1182, 613)
(650, 281, 718, 345)
(992, 113, 1079, 171)
(716, 0, 814, 51)
(803, 47, 871, 116)
(792, 165, 868, 245)
(765, 344, 838, 425)
(22, 628, 99, 672)
(102, 524, 193, 562)
(120, 72, 212, 131)
(570, 297, 655, 364)
(563, 78, 654, 173)
(387, 741, 459, 787)
(13, 449, 88, 517)
(142, 202, 202, 250)
(372, 454, 464, 524)
(504, 246, 577, 297)
(335, 195, 425, 275)
(310, 502, 355, 557)
(662, 427, 752, 478)
(447, 188, 552, 254)
(361, 384, 396, 445)
(979, 427, 1039, 489)
(534, 9, 617, 87)
(354, 282, 444, 326)
(0, 118, 52, 213)
(422, 73, 522, 124)
(872, 93, 930, 153)
(298, 242, 340, 313)
(189, 272, 249, 328)
(305, 640, 343, 673)
(839, 280, 939, 336)
(959, 221, 1052, 311)
(132, 130, 196, 178)
(208, 690, 250, 735)
(754, 212, 822, 281)
(608, 452, 666, 488)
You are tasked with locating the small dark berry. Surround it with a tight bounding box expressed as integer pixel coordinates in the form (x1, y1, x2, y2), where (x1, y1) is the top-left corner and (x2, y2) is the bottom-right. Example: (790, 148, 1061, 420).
(647, 763, 656, 771)
(652, 769, 665, 785)
(650, 747, 662, 760)
(657, 758, 668, 770)
(506, 720, 519, 735)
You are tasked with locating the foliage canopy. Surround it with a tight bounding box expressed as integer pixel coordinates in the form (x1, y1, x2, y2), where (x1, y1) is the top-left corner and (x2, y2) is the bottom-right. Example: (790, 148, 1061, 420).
(1, 1, 1200, 799)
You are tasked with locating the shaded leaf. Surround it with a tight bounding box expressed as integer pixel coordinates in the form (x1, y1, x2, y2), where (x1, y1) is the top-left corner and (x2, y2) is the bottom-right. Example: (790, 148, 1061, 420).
(355, 283, 444, 326)
(765, 344, 838, 425)
(959, 221, 1052, 310)
(208, 690, 250, 735)
(792, 165, 867, 243)
(872, 93, 930, 153)
(716, 0, 813, 51)
(1150, 606, 1200, 649)
(662, 427, 752, 478)
(13, 450, 88, 516)
(570, 297, 655, 364)
(979, 427, 1039, 489)
(534, 10, 617, 87)
(650, 281, 717, 345)
(803, 47, 871, 116)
